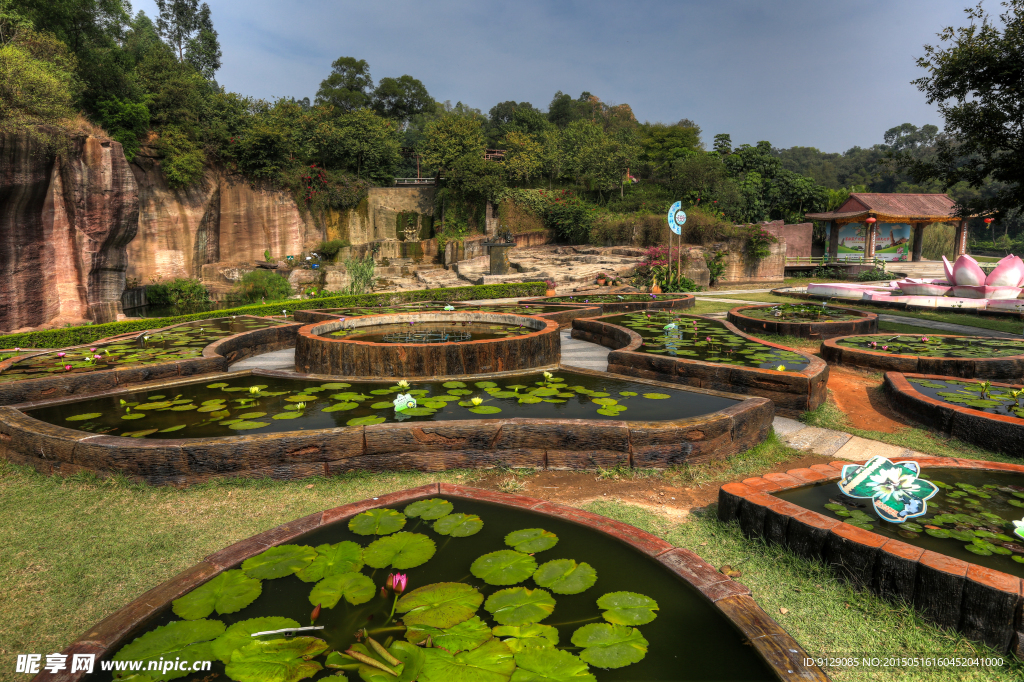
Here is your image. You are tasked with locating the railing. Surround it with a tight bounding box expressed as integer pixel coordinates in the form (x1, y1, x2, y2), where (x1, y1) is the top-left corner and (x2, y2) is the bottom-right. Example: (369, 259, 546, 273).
(394, 178, 435, 186)
(785, 256, 887, 268)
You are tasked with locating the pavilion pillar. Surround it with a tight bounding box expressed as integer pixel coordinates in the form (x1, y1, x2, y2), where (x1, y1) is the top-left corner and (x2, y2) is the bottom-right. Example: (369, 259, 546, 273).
(912, 223, 925, 261)
(865, 223, 876, 260)
(828, 220, 839, 261)
(955, 219, 968, 256)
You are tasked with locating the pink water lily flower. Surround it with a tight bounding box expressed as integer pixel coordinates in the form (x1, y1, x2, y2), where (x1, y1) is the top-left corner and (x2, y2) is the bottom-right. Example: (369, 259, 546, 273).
(706, 336, 712, 342)
(870, 341, 877, 348)
(921, 336, 929, 342)
(90, 347, 97, 352)
(94, 355, 102, 360)
(64, 365, 72, 371)
(882, 345, 889, 351)
(57, 352, 66, 358)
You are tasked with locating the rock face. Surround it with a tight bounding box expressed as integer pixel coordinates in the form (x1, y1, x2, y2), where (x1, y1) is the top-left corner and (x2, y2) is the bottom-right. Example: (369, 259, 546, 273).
(0, 128, 139, 332)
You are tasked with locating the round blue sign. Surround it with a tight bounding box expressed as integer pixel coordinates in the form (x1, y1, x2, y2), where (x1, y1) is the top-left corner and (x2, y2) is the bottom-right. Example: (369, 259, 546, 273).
(667, 201, 686, 235)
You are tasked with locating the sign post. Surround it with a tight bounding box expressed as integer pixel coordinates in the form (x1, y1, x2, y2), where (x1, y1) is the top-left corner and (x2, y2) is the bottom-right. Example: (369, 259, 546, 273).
(666, 202, 686, 290)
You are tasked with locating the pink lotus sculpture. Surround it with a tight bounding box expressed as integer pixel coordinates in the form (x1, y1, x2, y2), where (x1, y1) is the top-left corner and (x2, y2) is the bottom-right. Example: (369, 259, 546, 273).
(942, 254, 1024, 299)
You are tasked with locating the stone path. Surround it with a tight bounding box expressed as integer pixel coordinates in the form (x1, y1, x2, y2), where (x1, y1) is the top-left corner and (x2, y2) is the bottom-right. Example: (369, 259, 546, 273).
(228, 348, 295, 373)
(559, 330, 610, 371)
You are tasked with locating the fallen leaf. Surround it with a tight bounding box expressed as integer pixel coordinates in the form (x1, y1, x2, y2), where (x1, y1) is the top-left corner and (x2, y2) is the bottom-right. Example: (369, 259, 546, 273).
(306, 484, 314, 489)
(779, 607, 789, 615)
(699, 542, 707, 546)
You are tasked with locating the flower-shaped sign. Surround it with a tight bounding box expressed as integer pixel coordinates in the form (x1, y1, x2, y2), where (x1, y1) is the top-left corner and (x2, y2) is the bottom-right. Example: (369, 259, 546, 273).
(393, 393, 417, 412)
(663, 323, 678, 331)
(837, 456, 938, 523)
(444, 305, 455, 311)
(1013, 519, 1024, 542)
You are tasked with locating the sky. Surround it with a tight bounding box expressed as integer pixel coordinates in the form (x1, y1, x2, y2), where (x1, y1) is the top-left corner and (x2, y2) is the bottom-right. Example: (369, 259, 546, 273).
(132, 0, 977, 153)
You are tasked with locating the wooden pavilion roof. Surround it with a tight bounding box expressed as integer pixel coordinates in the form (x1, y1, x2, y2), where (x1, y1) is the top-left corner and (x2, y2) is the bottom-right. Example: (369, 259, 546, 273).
(806, 193, 959, 224)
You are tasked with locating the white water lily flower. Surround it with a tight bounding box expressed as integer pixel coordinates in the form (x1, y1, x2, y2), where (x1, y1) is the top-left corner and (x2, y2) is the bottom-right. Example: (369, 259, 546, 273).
(543, 371, 553, 380)
(868, 468, 921, 502)
(397, 380, 410, 389)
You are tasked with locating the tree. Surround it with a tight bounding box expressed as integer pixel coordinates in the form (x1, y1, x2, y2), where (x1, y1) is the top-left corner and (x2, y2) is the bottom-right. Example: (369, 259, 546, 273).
(670, 153, 730, 207)
(560, 119, 604, 184)
(713, 133, 732, 156)
(316, 56, 372, 112)
(501, 130, 542, 185)
(154, 0, 221, 79)
(420, 115, 484, 174)
(371, 74, 431, 124)
(639, 122, 702, 176)
(902, 0, 1024, 218)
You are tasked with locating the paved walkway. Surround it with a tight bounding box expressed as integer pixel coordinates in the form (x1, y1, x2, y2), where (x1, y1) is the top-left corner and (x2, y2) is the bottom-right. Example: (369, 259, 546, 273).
(559, 330, 610, 371)
(228, 348, 296, 372)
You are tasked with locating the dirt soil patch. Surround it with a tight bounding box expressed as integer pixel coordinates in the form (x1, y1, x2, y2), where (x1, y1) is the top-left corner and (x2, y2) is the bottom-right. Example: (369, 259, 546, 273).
(827, 366, 912, 433)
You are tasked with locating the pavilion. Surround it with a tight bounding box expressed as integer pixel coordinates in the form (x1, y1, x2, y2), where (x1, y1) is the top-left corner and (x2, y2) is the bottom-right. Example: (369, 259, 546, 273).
(806, 193, 966, 262)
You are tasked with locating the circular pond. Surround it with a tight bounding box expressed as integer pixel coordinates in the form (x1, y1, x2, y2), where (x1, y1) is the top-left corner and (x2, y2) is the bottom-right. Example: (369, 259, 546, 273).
(296, 312, 560, 379)
(822, 333, 1024, 379)
(71, 486, 814, 682)
(727, 303, 877, 339)
(294, 303, 601, 329)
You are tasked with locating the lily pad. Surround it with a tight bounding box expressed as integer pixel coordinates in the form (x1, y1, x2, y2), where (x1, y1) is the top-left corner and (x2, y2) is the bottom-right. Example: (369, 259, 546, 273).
(272, 412, 303, 420)
(112, 619, 226, 679)
(210, 617, 300, 663)
(67, 413, 102, 421)
(468, 405, 502, 414)
(492, 623, 559, 653)
(642, 393, 671, 399)
(349, 508, 407, 536)
(484, 587, 556, 625)
(533, 560, 597, 595)
(419, 639, 514, 682)
(433, 513, 484, 537)
(370, 401, 395, 409)
(396, 582, 484, 629)
(505, 528, 559, 554)
(471, 550, 538, 585)
(401, 407, 438, 416)
(230, 421, 270, 430)
(296, 541, 364, 582)
(349, 641, 424, 682)
(207, 383, 229, 388)
(571, 623, 648, 669)
(596, 592, 658, 625)
(512, 647, 596, 682)
(404, 498, 454, 520)
(347, 415, 386, 426)
(442, 381, 467, 388)
(172, 569, 262, 620)
(121, 413, 146, 420)
(242, 544, 317, 579)
(309, 572, 376, 608)
(237, 412, 267, 419)
(159, 425, 187, 433)
(406, 615, 492, 653)
(320, 383, 352, 389)
(322, 402, 359, 413)
(123, 428, 159, 438)
(225, 637, 327, 682)
(363, 532, 436, 569)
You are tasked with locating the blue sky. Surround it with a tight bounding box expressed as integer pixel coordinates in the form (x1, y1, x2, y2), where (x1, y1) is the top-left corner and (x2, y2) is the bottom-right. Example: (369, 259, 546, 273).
(132, 0, 975, 152)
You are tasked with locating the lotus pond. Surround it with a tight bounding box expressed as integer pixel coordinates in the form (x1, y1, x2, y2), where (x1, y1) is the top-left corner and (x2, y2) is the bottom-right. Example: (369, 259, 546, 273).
(737, 304, 861, 322)
(604, 312, 810, 371)
(95, 497, 775, 682)
(904, 376, 1024, 419)
(31, 371, 739, 438)
(324, 322, 537, 342)
(0, 317, 284, 384)
(535, 295, 669, 304)
(836, 335, 1024, 358)
(776, 469, 1024, 578)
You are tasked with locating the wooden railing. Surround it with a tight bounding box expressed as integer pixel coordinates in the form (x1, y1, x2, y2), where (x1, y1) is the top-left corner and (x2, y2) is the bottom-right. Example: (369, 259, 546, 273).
(394, 178, 435, 186)
(785, 256, 887, 268)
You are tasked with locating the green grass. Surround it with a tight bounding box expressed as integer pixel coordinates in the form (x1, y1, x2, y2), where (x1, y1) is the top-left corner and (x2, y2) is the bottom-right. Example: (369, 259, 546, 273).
(877, 321, 950, 336)
(801, 393, 1018, 464)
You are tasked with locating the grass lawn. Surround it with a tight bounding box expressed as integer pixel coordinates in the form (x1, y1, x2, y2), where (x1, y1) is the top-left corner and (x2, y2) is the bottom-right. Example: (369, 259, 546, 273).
(3, 457, 1020, 682)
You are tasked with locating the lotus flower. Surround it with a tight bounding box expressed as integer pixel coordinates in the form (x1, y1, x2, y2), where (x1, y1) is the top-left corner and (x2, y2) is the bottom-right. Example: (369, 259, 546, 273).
(775, 365, 787, 372)
(470, 397, 483, 406)
(64, 364, 71, 371)
(706, 336, 712, 342)
(90, 348, 97, 352)
(57, 352, 66, 358)
(921, 336, 929, 342)
(949, 254, 986, 286)
(311, 603, 322, 624)
(942, 255, 955, 284)
(985, 254, 1024, 287)
(94, 355, 102, 360)
(397, 380, 410, 389)
(543, 371, 553, 380)
(386, 573, 408, 594)
(14, 347, 20, 351)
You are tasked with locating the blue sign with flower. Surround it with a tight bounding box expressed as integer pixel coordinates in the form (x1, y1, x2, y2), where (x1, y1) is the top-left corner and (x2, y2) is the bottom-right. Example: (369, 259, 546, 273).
(667, 201, 686, 236)
(837, 456, 938, 523)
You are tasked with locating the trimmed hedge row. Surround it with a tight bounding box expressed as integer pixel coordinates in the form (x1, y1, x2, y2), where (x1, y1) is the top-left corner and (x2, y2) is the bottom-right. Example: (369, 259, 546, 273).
(0, 283, 546, 350)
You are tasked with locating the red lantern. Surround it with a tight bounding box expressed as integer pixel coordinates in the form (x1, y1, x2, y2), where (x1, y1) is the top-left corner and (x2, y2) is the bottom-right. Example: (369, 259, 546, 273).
(865, 217, 877, 224)
(984, 217, 994, 225)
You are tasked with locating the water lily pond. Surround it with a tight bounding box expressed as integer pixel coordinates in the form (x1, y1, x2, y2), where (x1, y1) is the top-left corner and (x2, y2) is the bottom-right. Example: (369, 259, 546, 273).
(312, 303, 587, 318)
(30, 371, 739, 439)
(325, 322, 537, 342)
(94, 497, 775, 682)
(738, 304, 861, 322)
(0, 317, 284, 384)
(604, 312, 810, 371)
(536, 294, 671, 304)
(836, 335, 1024, 358)
(905, 377, 1024, 419)
(776, 469, 1024, 578)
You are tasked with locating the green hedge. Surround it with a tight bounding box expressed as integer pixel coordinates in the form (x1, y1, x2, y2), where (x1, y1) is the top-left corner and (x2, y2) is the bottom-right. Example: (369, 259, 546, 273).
(0, 283, 547, 350)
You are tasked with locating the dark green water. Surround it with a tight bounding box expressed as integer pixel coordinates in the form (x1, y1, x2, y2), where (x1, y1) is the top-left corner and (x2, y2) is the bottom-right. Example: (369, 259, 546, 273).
(91, 498, 775, 682)
(776, 468, 1024, 578)
(738, 304, 859, 323)
(28, 370, 739, 439)
(0, 317, 282, 384)
(836, 334, 1024, 358)
(604, 312, 810, 371)
(325, 322, 534, 342)
(904, 376, 1024, 419)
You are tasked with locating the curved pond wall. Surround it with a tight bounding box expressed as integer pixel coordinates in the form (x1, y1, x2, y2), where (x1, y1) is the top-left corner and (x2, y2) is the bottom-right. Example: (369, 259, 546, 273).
(822, 334, 1024, 380)
(719, 459, 1024, 657)
(295, 312, 560, 379)
(884, 372, 1024, 457)
(572, 315, 828, 417)
(40, 484, 826, 682)
(0, 317, 299, 407)
(728, 304, 877, 340)
(294, 303, 602, 329)
(522, 293, 696, 314)
(0, 367, 773, 485)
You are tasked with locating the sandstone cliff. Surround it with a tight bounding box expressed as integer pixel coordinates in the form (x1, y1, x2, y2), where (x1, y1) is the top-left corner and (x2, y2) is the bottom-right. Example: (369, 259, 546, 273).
(0, 128, 139, 332)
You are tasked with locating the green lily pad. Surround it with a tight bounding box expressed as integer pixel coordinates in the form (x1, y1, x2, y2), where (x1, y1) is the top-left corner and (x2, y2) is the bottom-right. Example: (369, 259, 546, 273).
(571, 623, 648, 669)
(272, 412, 303, 420)
(172, 569, 262, 620)
(242, 544, 317, 579)
(296, 541, 364, 582)
(285, 394, 316, 402)
(370, 401, 395, 409)
(225, 637, 327, 682)
(67, 413, 102, 421)
(471, 550, 538, 586)
(492, 623, 559, 653)
(363, 532, 436, 569)
(518, 396, 543, 404)
(121, 413, 146, 420)
(396, 582, 484, 629)
(230, 421, 271, 430)
(404, 498, 454, 520)
(322, 402, 358, 412)
(484, 587, 556, 625)
(475, 381, 498, 388)
(237, 412, 267, 419)
(196, 404, 226, 412)
(211, 617, 300, 663)
(468, 405, 502, 414)
(512, 647, 596, 682)
(533, 559, 597, 595)
(320, 383, 351, 389)
(207, 383, 229, 388)
(347, 415, 386, 426)
(309, 572, 376, 608)
(419, 639, 514, 682)
(596, 592, 659, 625)
(642, 393, 670, 399)
(443, 381, 467, 388)
(349, 640, 424, 682)
(433, 513, 484, 537)
(159, 425, 187, 433)
(401, 407, 438, 416)
(406, 615, 492, 653)
(504, 528, 558, 554)
(925, 528, 951, 538)
(123, 428, 159, 438)
(349, 508, 407, 536)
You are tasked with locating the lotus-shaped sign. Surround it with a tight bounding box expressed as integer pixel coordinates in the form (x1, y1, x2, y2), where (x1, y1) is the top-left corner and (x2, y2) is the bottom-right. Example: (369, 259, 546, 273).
(393, 394, 417, 411)
(926, 254, 1024, 299)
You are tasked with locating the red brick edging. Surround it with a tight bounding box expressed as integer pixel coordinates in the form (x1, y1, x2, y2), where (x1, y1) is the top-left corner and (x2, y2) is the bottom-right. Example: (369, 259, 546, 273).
(727, 305, 877, 340)
(718, 458, 1024, 655)
(821, 334, 1024, 380)
(34, 485, 827, 682)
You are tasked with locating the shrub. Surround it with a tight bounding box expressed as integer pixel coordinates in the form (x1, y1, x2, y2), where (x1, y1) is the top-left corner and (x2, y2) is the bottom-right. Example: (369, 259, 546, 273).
(158, 127, 206, 188)
(705, 251, 727, 285)
(541, 191, 595, 244)
(146, 278, 210, 307)
(232, 270, 293, 303)
(855, 267, 889, 281)
(341, 254, 375, 295)
(746, 226, 778, 261)
(316, 239, 351, 261)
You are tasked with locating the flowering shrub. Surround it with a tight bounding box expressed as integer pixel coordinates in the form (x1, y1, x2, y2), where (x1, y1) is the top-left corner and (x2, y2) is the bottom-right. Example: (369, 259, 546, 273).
(540, 190, 595, 244)
(746, 226, 778, 261)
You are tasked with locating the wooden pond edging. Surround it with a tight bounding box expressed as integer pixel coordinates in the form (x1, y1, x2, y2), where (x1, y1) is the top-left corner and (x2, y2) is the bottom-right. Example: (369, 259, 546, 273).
(0, 365, 774, 486)
(32, 484, 828, 682)
(0, 317, 300, 407)
(727, 304, 877, 340)
(884, 372, 1024, 457)
(821, 334, 1024, 380)
(571, 314, 828, 418)
(521, 293, 697, 314)
(718, 459, 1024, 656)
